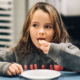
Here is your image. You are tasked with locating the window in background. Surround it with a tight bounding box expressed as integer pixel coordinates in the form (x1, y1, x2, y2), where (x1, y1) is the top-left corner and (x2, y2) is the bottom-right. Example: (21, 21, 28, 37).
(0, 0, 14, 51)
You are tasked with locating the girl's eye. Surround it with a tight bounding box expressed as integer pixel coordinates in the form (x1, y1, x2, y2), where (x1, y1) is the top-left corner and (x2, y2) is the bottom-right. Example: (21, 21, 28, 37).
(46, 26, 52, 28)
(33, 24, 37, 27)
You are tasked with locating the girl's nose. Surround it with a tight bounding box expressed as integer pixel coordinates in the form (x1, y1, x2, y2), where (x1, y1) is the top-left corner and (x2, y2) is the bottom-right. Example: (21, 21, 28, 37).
(38, 28, 45, 35)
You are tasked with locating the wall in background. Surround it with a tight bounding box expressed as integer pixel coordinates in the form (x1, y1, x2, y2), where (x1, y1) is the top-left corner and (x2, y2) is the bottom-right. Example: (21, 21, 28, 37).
(28, 0, 46, 10)
(61, 0, 80, 16)
(47, 0, 61, 13)
(14, 0, 27, 43)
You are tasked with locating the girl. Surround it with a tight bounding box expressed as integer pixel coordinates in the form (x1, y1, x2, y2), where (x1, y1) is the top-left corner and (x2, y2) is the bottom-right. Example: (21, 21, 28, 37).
(0, 2, 80, 76)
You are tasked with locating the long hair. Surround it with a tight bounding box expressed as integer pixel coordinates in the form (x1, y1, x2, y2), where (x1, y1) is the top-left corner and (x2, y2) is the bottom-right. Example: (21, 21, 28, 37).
(13, 2, 70, 58)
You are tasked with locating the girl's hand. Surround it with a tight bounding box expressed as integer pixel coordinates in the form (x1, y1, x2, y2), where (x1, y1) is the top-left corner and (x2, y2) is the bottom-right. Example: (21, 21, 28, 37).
(39, 40, 50, 54)
(7, 63, 23, 76)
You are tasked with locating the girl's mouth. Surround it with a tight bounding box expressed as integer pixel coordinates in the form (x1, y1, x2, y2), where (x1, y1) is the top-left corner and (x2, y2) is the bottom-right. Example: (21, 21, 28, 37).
(37, 38, 45, 41)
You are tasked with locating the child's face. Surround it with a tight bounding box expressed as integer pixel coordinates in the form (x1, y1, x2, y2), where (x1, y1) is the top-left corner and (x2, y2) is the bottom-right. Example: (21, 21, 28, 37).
(30, 9, 54, 48)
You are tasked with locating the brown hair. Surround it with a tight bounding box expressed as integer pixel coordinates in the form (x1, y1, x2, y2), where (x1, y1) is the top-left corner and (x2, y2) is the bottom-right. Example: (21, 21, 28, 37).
(13, 2, 70, 58)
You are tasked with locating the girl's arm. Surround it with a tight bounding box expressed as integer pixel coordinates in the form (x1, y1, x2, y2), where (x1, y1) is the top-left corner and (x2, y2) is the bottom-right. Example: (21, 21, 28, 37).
(0, 50, 16, 76)
(0, 61, 11, 76)
(39, 40, 80, 72)
(47, 43, 80, 72)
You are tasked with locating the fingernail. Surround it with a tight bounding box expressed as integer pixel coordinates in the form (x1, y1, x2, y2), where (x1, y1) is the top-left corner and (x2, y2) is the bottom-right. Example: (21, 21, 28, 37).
(21, 65, 22, 67)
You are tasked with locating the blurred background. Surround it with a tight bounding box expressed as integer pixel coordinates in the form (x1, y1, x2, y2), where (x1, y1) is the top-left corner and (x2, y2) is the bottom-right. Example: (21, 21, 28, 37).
(0, 0, 80, 51)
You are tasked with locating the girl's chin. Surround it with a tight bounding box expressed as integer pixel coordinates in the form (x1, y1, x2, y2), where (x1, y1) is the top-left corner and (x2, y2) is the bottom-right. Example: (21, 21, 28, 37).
(36, 46, 40, 49)
(35, 45, 40, 49)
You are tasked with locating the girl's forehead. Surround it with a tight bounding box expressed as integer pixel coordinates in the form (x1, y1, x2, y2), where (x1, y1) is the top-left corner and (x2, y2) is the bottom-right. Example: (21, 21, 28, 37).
(31, 9, 53, 21)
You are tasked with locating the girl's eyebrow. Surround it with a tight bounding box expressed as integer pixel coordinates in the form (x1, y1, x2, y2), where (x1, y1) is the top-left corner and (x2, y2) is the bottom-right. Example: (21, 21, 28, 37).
(46, 23, 53, 25)
(32, 22, 53, 25)
(31, 22, 53, 26)
(31, 22, 39, 23)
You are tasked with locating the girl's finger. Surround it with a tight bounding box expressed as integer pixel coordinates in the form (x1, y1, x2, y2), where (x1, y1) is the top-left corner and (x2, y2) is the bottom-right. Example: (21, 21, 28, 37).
(14, 63, 23, 73)
(39, 40, 50, 47)
(40, 45, 50, 50)
(40, 46, 49, 54)
(11, 64, 19, 75)
(8, 66, 16, 75)
(7, 70, 12, 76)
(43, 50, 49, 54)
